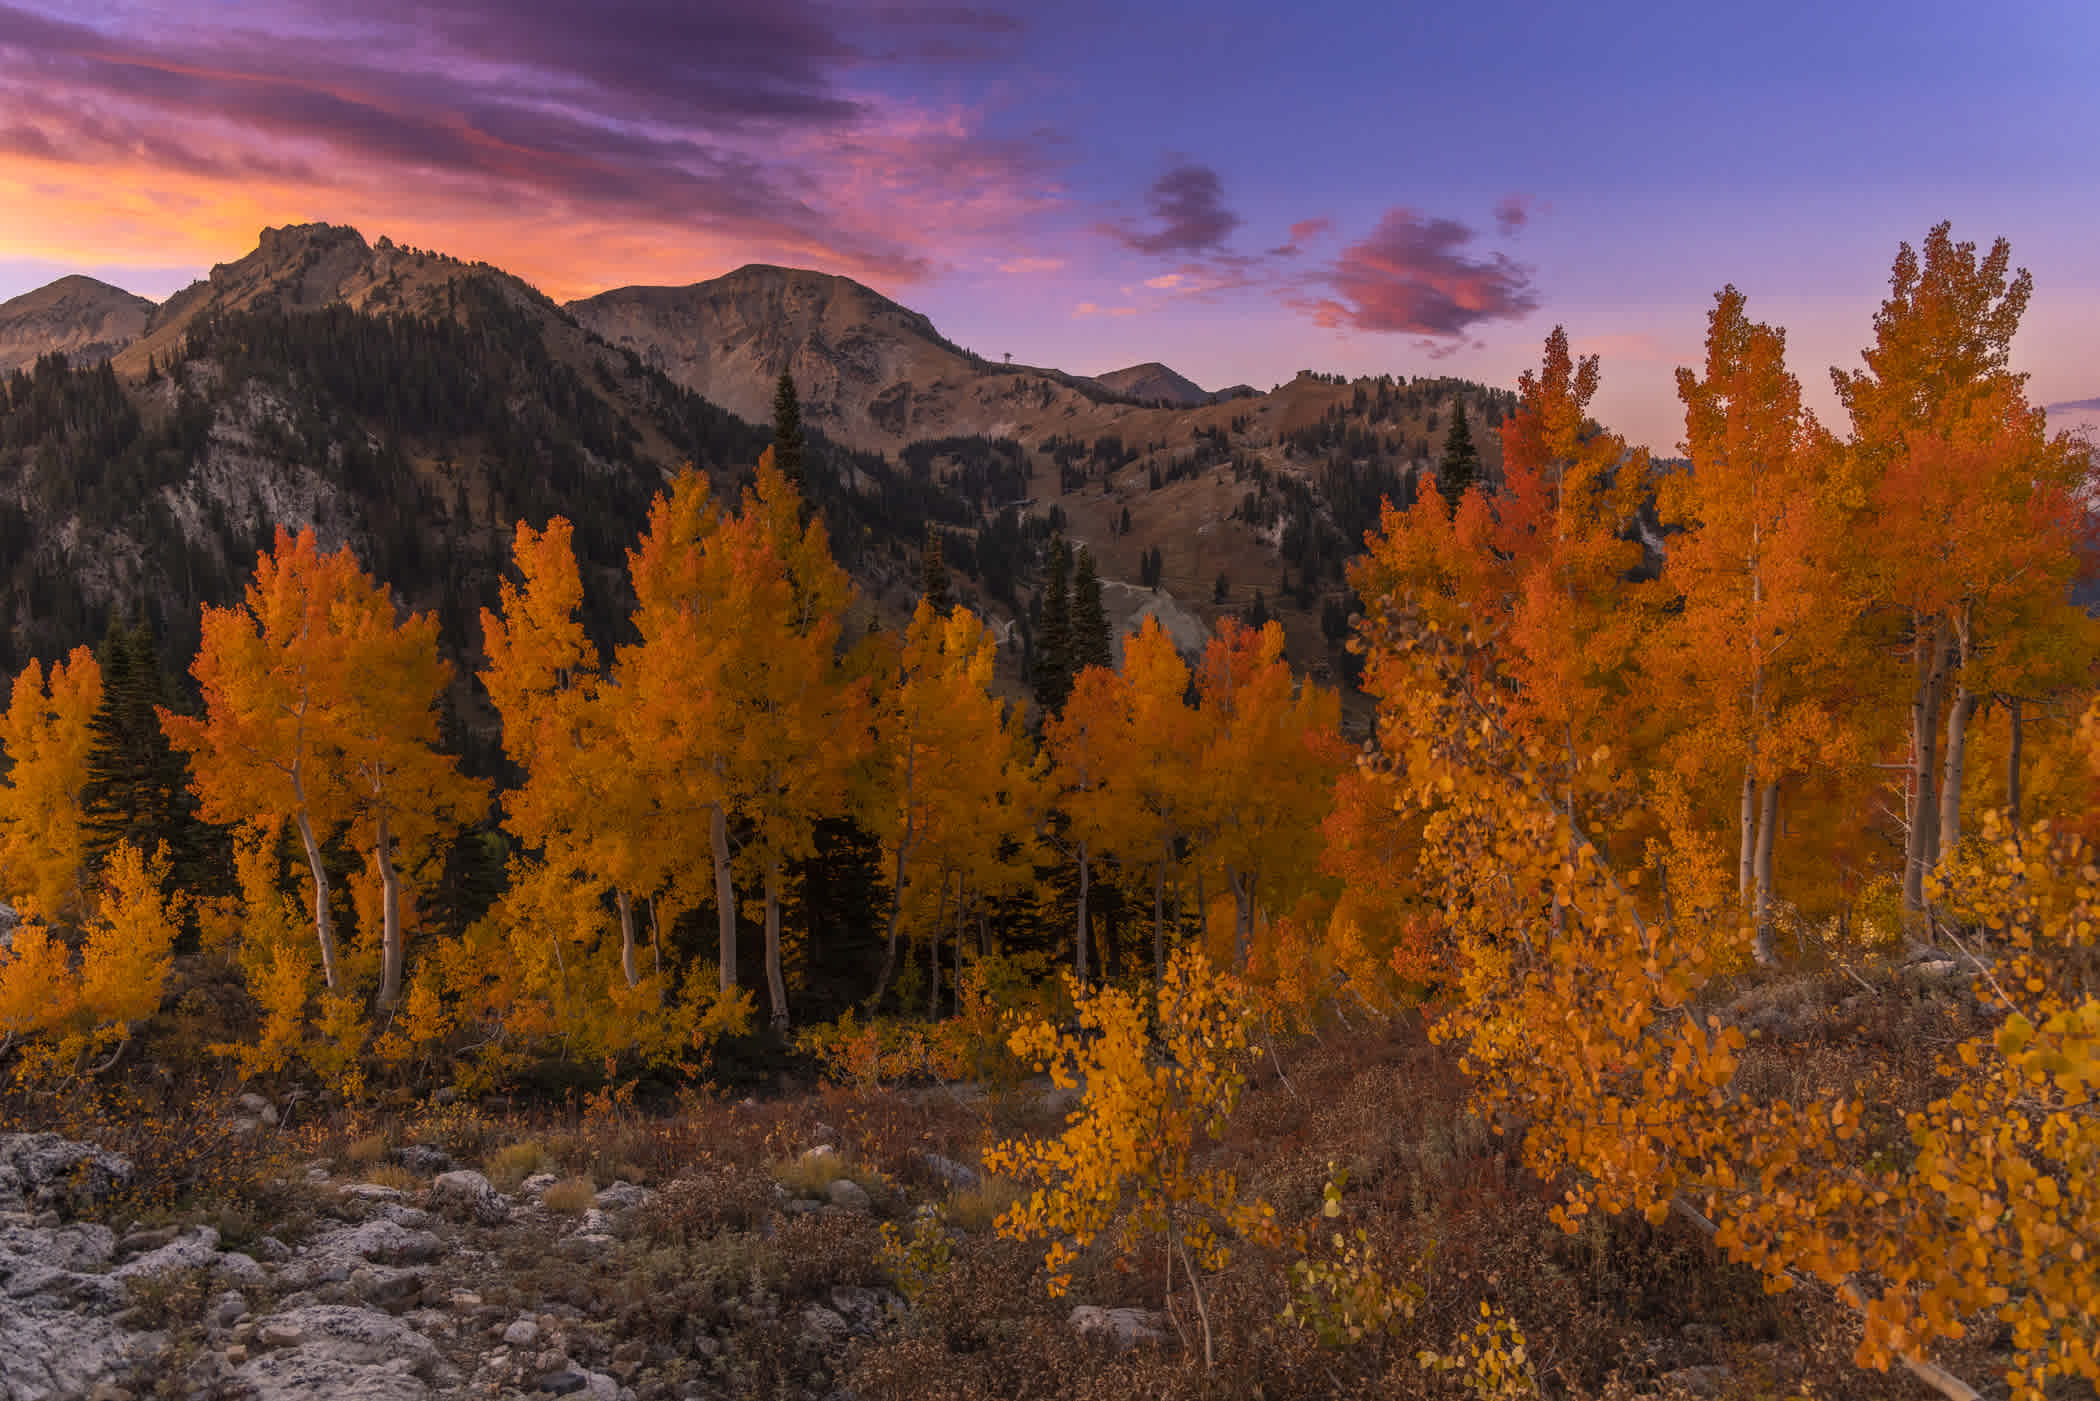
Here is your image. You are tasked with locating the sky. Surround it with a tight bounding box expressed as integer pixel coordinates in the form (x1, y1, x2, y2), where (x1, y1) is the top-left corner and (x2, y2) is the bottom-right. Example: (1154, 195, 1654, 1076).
(3, 0, 2097, 452)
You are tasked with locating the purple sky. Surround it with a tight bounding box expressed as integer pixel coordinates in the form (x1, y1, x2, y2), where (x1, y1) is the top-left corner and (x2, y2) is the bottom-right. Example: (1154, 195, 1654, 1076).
(3, 0, 2096, 450)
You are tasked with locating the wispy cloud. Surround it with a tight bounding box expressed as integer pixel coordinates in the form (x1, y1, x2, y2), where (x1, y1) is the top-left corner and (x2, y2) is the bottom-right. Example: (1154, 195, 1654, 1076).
(0, 0, 1056, 291)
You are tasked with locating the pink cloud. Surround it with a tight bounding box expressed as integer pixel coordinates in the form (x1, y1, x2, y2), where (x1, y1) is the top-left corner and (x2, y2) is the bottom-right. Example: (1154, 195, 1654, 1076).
(1493, 194, 1535, 236)
(1289, 207, 1540, 338)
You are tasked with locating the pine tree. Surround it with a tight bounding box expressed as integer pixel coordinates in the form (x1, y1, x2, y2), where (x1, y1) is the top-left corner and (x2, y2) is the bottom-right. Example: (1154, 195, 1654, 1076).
(772, 371, 806, 494)
(80, 617, 202, 884)
(1034, 537, 1074, 716)
(1438, 398, 1481, 508)
(922, 525, 954, 616)
(1072, 548, 1112, 674)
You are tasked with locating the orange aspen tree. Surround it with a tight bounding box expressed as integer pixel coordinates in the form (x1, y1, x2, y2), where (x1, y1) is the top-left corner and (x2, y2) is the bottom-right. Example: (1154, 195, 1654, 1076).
(482, 516, 670, 989)
(1043, 662, 1144, 986)
(869, 601, 1039, 1008)
(620, 470, 743, 991)
(0, 841, 180, 1074)
(169, 528, 475, 1008)
(167, 530, 362, 992)
(0, 646, 101, 924)
(1490, 328, 1656, 853)
(724, 453, 873, 1030)
(1832, 224, 2090, 918)
(1192, 619, 1345, 969)
(1121, 617, 1202, 982)
(1660, 286, 1853, 961)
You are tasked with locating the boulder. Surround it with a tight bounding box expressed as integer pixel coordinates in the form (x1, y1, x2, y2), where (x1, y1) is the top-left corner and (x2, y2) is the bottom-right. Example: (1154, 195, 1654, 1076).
(390, 1145, 452, 1176)
(918, 1153, 979, 1190)
(0, 1133, 132, 1215)
(1068, 1305, 1166, 1351)
(427, 1170, 509, 1225)
(825, 1178, 871, 1213)
(592, 1181, 652, 1213)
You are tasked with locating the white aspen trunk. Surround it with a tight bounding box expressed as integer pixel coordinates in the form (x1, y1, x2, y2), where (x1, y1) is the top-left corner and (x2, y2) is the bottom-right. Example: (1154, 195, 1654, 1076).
(710, 802, 737, 992)
(291, 802, 340, 993)
(1738, 768, 1757, 903)
(374, 807, 405, 1010)
(1903, 621, 1950, 920)
(1752, 781, 1778, 965)
(764, 861, 787, 1031)
(1937, 607, 1977, 864)
(929, 867, 949, 1019)
(614, 887, 640, 988)
(1074, 839, 1091, 987)
(870, 738, 917, 1007)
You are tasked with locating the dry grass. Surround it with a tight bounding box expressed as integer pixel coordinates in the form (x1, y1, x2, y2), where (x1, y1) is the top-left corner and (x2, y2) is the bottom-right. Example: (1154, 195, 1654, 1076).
(944, 1175, 1021, 1232)
(541, 1175, 597, 1214)
(484, 1140, 549, 1192)
(344, 1132, 391, 1167)
(356, 1161, 420, 1192)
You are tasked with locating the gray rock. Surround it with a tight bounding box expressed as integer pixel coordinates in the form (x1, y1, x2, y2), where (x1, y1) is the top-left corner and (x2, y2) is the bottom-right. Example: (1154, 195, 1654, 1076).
(827, 1285, 905, 1334)
(1068, 1305, 1166, 1351)
(538, 1370, 588, 1395)
(503, 1318, 540, 1348)
(391, 1145, 452, 1176)
(427, 1170, 508, 1225)
(111, 1225, 221, 1283)
(518, 1173, 558, 1198)
(0, 1134, 132, 1215)
(216, 1250, 269, 1289)
(801, 1304, 850, 1344)
(343, 1183, 405, 1203)
(280, 1219, 444, 1288)
(236, 1092, 271, 1116)
(918, 1153, 979, 1190)
(208, 1289, 248, 1329)
(1661, 1365, 1733, 1396)
(825, 1178, 871, 1213)
(592, 1181, 652, 1212)
(349, 1265, 425, 1313)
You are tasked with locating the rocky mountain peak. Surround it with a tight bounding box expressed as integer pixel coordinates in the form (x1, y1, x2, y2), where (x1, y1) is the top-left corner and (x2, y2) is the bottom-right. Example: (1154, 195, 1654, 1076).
(0, 275, 156, 375)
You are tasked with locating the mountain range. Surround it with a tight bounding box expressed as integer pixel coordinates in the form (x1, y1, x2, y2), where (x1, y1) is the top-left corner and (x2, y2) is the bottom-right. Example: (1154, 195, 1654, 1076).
(0, 222, 1512, 747)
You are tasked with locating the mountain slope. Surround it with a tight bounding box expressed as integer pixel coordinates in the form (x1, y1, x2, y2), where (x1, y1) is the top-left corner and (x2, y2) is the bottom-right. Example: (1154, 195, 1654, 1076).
(0, 276, 156, 374)
(3, 226, 1518, 734)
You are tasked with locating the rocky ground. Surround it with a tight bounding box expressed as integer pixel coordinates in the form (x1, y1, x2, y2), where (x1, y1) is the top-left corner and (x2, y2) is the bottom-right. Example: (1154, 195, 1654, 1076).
(0, 1122, 1020, 1401)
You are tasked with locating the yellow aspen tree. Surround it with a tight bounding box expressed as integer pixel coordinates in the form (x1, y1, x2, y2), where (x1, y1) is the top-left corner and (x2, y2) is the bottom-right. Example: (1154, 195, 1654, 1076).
(1832, 224, 2090, 918)
(985, 944, 1276, 1368)
(1043, 661, 1144, 986)
(869, 601, 1040, 1008)
(1121, 617, 1202, 982)
(1191, 619, 1346, 969)
(1659, 286, 1856, 961)
(0, 647, 103, 924)
(167, 527, 476, 1008)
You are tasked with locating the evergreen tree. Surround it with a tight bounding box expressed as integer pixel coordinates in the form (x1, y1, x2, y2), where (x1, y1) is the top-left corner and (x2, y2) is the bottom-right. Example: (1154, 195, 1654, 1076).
(1072, 548, 1112, 674)
(79, 616, 205, 884)
(1033, 537, 1074, 716)
(1245, 590, 1270, 630)
(922, 524, 954, 616)
(772, 371, 806, 493)
(1439, 398, 1481, 509)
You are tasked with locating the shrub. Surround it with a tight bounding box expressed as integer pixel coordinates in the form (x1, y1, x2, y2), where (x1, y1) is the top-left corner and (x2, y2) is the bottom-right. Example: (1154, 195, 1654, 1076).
(542, 1175, 596, 1214)
(484, 1140, 548, 1192)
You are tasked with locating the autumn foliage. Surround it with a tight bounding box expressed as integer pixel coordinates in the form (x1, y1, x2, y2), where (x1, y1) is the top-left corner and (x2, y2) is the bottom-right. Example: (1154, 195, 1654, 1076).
(0, 221, 2093, 1397)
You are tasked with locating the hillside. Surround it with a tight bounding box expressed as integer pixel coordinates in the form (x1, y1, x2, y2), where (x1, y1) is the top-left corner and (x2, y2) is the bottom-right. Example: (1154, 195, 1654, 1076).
(0, 275, 155, 375)
(2, 226, 1518, 727)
